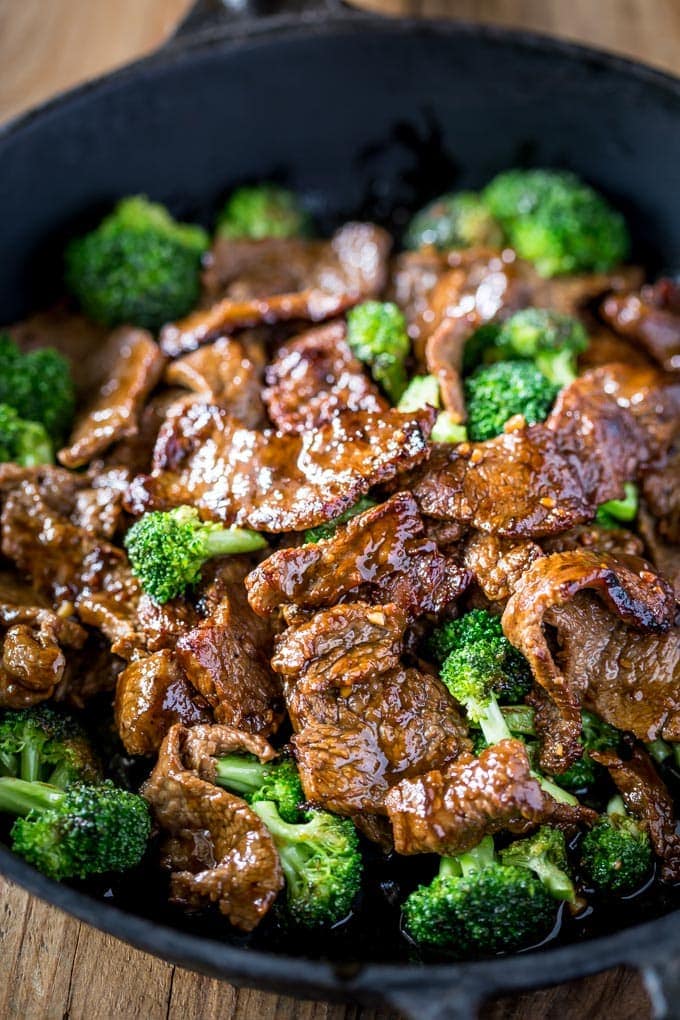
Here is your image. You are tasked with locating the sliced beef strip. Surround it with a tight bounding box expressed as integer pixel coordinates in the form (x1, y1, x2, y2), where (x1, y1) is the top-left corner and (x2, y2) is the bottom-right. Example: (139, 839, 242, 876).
(115, 649, 212, 756)
(601, 278, 680, 373)
(549, 595, 680, 744)
(58, 327, 166, 469)
(541, 524, 645, 558)
(424, 316, 476, 420)
(263, 321, 387, 433)
(246, 492, 469, 618)
(641, 442, 680, 544)
(590, 747, 680, 882)
(638, 506, 680, 597)
(406, 364, 680, 538)
(387, 249, 446, 350)
(143, 723, 283, 930)
(165, 334, 267, 429)
(273, 603, 470, 820)
(384, 739, 595, 856)
(578, 325, 654, 372)
(161, 223, 392, 356)
(125, 400, 434, 533)
(462, 531, 544, 604)
(502, 551, 677, 773)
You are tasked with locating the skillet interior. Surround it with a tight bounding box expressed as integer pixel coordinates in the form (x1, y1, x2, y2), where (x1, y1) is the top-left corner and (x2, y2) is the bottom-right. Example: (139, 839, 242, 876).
(1, 12, 680, 1015)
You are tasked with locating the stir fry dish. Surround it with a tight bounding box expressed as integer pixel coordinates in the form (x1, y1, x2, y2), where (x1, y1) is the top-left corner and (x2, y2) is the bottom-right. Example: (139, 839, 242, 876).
(0, 168, 678, 960)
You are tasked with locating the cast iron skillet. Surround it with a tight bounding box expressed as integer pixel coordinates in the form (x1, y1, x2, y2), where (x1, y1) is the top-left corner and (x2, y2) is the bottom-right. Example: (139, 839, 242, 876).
(1, 1, 680, 1015)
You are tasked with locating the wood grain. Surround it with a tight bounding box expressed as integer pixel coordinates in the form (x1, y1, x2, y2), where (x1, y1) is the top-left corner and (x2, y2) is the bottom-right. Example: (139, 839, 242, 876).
(0, 1, 671, 1017)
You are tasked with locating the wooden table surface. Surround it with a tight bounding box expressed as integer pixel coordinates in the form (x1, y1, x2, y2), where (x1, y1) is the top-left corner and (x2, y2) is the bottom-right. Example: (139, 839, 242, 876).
(0, 1, 675, 1017)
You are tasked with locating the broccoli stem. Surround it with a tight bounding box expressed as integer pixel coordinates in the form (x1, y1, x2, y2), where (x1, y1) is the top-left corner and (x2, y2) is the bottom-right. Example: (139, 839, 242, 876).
(0, 777, 63, 816)
(214, 755, 266, 797)
(251, 799, 297, 844)
(438, 856, 462, 880)
(20, 745, 41, 783)
(458, 835, 495, 875)
(47, 762, 75, 790)
(607, 795, 627, 818)
(535, 347, 577, 388)
(201, 527, 268, 558)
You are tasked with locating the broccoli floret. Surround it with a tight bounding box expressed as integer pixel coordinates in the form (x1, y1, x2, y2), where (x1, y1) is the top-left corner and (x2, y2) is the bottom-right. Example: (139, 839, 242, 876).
(403, 836, 559, 953)
(398, 375, 441, 412)
(0, 404, 53, 466)
(462, 322, 503, 375)
(580, 795, 652, 895)
(404, 191, 503, 251)
(482, 169, 630, 278)
(217, 184, 311, 240)
(125, 506, 267, 604)
(214, 754, 304, 823)
(595, 482, 639, 528)
(427, 608, 507, 663)
(346, 301, 410, 403)
(0, 777, 150, 881)
(303, 497, 376, 544)
(489, 308, 588, 387)
(501, 704, 537, 736)
(251, 800, 362, 928)
(499, 826, 576, 903)
(0, 706, 101, 788)
(431, 413, 468, 444)
(0, 334, 75, 443)
(554, 711, 621, 792)
(464, 360, 559, 441)
(65, 196, 209, 331)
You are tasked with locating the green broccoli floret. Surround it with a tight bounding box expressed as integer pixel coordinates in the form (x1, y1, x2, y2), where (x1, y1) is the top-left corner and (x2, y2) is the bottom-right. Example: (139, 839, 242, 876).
(0, 706, 101, 788)
(404, 191, 503, 251)
(554, 711, 621, 792)
(251, 800, 362, 928)
(462, 322, 503, 375)
(439, 619, 576, 807)
(346, 301, 410, 403)
(580, 795, 652, 895)
(499, 826, 576, 903)
(125, 506, 267, 604)
(0, 334, 75, 443)
(0, 404, 53, 467)
(464, 360, 559, 441)
(214, 754, 304, 823)
(402, 835, 559, 953)
(595, 482, 639, 528)
(398, 375, 441, 412)
(489, 308, 588, 387)
(482, 169, 630, 277)
(303, 497, 376, 544)
(65, 196, 209, 331)
(217, 184, 311, 240)
(0, 778, 150, 881)
(427, 609, 508, 664)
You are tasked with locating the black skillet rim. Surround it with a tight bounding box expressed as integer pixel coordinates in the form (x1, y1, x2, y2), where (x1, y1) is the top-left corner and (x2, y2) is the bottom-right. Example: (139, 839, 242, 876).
(1, 9, 679, 1008)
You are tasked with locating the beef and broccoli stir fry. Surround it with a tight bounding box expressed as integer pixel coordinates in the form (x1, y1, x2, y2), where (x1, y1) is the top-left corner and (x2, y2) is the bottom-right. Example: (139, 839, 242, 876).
(0, 167, 678, 959)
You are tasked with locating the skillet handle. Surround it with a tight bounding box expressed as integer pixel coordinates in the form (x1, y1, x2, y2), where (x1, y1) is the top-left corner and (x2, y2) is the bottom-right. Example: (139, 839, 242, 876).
(642, 957, 680, 1019)
(381, 979, 483, 1020)
(172, 0, 349, 38)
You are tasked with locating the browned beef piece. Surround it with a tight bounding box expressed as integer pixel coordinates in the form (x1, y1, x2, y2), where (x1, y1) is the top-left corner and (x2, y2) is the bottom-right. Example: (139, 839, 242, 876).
(462, 532, 544, 603)
(0, 470, 139, 644)
(126, 400, 434, 533)
(165, 335, 267, 428)
(591, 747, 680, 882)
(246, 492, 469, 618)
(638, 506, 680, 597)
(115, 650, 212, 755)
(601, 278, 680, 373)
(271, 602, 406, 692)
(8, 303, 110, 396)
(58, 328, 166, 469)
(273, 604, 469, 819)
(578, 325, 653, 372)
(502, 551, 677, 772)
(388, 249, 446, 354)
(161, 224, 391, 356)
(57, 634, 125, 710)
(541, 524, 645, 558)
(263, 321, 387, 433)
(143, 724, 283, 929)
(550, 596, 680, 743)
(385, 739, 594, 856)
(642, 443, 680, 544)
(406, 364, 680, 538)
(424, 316, 474, 420)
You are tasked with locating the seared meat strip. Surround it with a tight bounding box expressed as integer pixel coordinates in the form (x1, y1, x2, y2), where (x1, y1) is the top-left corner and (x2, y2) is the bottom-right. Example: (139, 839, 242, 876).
(126, 401, 434, 533)
(591, 747, 680, 882)
(601, 278, 680, 373)
(143, 724, 283, 929)
(541, 524, 645, 558)
(263, 321, 387, 433)
(58, 327, 166, 469)
(642, 442, 680, 544)
(406, 364, 680, 538)
(385, 739, 595, 856)
(161, 223, 391, 355)
(246, 492, 469, 618)
(462, 531, 544, 604)
(424, 316, 474, 420)
(165, 334, 267, 428)
(273, 603, 469, 821)
(638, 506, 680, 597)
(502, 551, 677, 772)
(115, 650, 212, 756)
